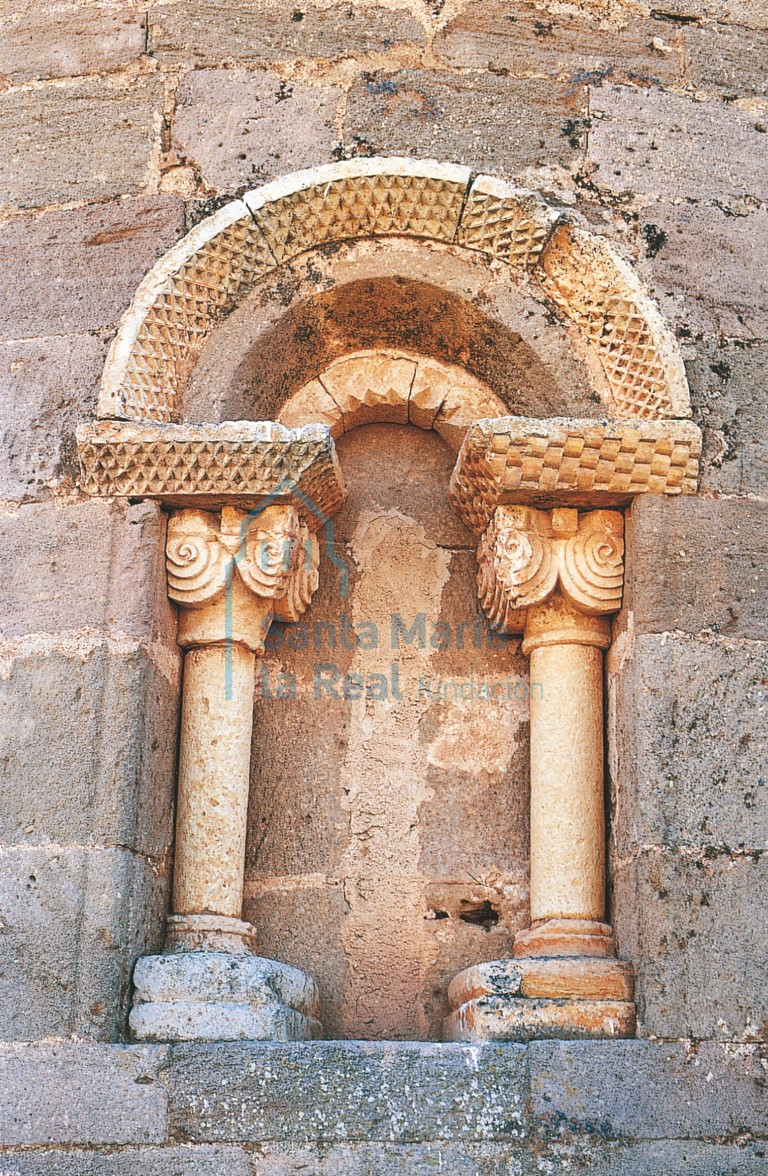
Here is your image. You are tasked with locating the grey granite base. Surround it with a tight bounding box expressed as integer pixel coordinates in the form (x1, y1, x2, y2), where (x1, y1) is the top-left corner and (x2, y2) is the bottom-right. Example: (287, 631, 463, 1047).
(129, 952, 322, 1042)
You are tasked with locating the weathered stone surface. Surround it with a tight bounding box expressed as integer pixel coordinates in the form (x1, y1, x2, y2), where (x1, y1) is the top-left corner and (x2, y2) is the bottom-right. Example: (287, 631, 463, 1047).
(279, 377, 343, 437)
(161, 507, 326, 944)
(333, 422, 473, 550)
(0, 1043, 167, 1145)
(246, 158, 470, 264)
(0, 647, 177, 855)
(173, 69, 343, 190)
(211, 276, 588, 433)
(131, 952, 321, 1043)
(99, 162, 490, 423)
(346, 72, 587, 174)
(613, 849, 768, 1040)
(222, 1144, 536, 1175)
(435, 1, 682, 85)
(448, 957, 634, 1005)
(248, 693, 352, 876)
(243, 885, 353, 1042)
(638, 203, 768, 340)
(245, 424, 531, 1041)
(0, 1147, 252, 1175)
(445, 995, 635, 1043)
(458, 175, 559, 270)
(418, 698, 529, 866)
(588, 85, 768, 204)
(316, 352, 413, 429)
(0, 846, 169, 1041)
(247, 1140, 768, 1174)
(97, 198, 276, 422)
(0, 198, 185, 340)
(163, 914, 257, 956)
(649, 0, 768, 28)
(564, 1141, 768, 1176)
(133, 952, 319, 1013)
(281, 351, 507, 451)
(0, 75, 164, 209)
(166, 1042, 528, 1142)
(2, 1039, 768, 1158)
(610, 634, 768, 853)
(686, 336, 768, 497)
(0, 498, 175, 645)
(477, 506, 624, 625)
(0, 333, 106, 502)
(450, 418, 701, 533)
(10, 1139, 764, 1175)
(132, 1000, 321, 1044)
(150, 1, 426, 64)
(513, 919, 616, 960)
(186, 233, 601, 427)
(78, 422, 346, 521)
(0, 2, 146, 84)
(684, 24, 768, 96)
(529, 1039, 768, 1137)
(537, 221, 691, 421)
(623, 495, 768, 639)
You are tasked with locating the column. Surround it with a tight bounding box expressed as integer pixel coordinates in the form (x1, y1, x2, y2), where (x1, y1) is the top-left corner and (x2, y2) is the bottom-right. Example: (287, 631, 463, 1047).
(522, 595, 609, 938)
(444, 506, 635, 1042)
(130, 505, 323, 1042)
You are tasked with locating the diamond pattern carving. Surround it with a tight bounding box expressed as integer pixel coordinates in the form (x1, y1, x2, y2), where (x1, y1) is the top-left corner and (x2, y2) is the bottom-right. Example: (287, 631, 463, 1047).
(536, 223, 690, 421)
(77, 422, 346, 527)
(249, 170, 467, 264)
(458, 176, 559, 269)
(104, 208, 275, 423)
(95, 160, 692, 430)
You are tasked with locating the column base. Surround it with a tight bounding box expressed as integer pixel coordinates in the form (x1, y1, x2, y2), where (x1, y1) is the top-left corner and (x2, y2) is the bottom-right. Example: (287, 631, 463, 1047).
(164, 913, 258, 955)
(443, 920, 635, 1043)
(513, 918, 617, 959)
(129, 952, 322, 1042)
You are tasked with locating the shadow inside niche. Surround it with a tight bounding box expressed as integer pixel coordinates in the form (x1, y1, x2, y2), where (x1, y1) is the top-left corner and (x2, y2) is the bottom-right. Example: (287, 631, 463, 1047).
(185, 270, 603, 424)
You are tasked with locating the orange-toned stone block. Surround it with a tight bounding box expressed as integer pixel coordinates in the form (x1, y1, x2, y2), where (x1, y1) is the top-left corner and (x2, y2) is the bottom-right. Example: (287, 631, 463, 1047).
(520, 957, 633, 1001)
(278, 379, 343, 438)
(443, 996, 636, 1043)
(448, 955, 633, 1007)
(433, 373, 508, 453)
(319, 353, 414, 429)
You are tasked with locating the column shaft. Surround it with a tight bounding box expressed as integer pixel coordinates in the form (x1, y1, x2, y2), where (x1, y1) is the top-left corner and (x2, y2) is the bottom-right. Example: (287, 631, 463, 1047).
(173, 642, 255, 919)
(131, 498, 330, 1042)
(529, 642, 605, 923)
(443, 505, 633, 1043)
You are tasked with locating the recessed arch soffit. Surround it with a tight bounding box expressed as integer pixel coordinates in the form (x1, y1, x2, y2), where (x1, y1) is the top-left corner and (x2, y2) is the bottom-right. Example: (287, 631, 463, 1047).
(97, 157, 692, 426)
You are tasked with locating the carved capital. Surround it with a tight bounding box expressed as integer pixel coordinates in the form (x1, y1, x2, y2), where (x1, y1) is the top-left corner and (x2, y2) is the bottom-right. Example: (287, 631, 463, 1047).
(166, 505, 320, 651)
(273, 531, 320, 623)
(478, 506, 624, 635)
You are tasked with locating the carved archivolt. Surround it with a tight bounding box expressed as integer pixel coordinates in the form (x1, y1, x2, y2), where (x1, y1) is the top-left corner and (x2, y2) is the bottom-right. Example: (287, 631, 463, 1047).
(82, 159, 674, 1049)
(96, 157, 691, 427)
(279, 350, 507, 454)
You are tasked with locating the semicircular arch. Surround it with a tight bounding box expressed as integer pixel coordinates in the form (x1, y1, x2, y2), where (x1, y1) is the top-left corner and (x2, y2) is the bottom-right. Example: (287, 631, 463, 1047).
(96, 157, 691, 427)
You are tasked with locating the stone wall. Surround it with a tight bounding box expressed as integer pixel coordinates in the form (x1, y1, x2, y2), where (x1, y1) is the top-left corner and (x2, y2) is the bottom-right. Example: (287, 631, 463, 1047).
(0, 1041, 767, 1172)
(1, 0, 766, 1166)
